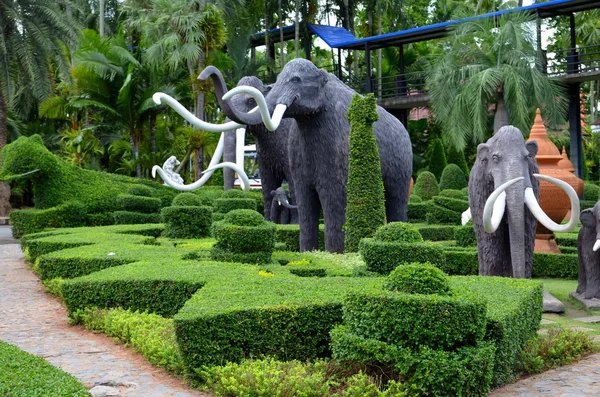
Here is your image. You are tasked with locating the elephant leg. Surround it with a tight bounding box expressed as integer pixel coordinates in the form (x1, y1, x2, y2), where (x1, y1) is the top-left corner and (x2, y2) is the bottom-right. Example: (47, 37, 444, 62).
(319, 185, 346, 253)
(297, 184, 320, 252)
(577, 241, 587, 294)
(474, 222, 512, 277)
(269, 198, 280, 223)
(281, 208, 290, 224)
(384, 185, 408, 222)
(261, 170, 284, 220)
(584, 252, 600, 299)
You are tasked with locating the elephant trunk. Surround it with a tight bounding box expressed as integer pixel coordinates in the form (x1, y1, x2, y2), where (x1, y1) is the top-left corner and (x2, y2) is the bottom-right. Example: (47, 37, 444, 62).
(506, 182, 527, 278)
(222, 86, 286, 130)
(281, 199, 297, 210)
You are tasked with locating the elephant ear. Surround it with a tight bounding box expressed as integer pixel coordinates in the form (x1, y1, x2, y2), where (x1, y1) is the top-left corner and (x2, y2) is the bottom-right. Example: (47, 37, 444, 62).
(526, 140, 539, 158)
(476, 143, 489, 162)
(581, 209, 596, 228)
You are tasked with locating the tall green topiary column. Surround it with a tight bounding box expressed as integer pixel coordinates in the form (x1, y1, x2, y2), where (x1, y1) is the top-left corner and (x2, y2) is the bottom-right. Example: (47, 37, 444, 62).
(428, 138, 448, 180)
(343, 94, 386, 252)
(446, 146, 470, 177)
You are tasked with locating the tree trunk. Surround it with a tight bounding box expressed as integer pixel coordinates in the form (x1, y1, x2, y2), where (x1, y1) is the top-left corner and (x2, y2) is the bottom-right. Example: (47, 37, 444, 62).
(265, 5, 272, 74)
(131, 132, 141, 178)
(176, 148, 193, 174)
(0, 92, 11, 218)
(194, 147, 204, 181)
(377, 3, 382, 98)
(295, 0, 300, 57)
(99, 0, 105, 36)
(279, 0, 284, 69)
(223, 129, 236, 190)
(493, 94, 509, 133)
(149, 111, 157, 161)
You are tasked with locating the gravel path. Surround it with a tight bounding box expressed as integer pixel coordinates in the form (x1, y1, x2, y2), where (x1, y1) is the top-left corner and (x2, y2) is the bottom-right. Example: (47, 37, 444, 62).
(0, 243, 208, 397)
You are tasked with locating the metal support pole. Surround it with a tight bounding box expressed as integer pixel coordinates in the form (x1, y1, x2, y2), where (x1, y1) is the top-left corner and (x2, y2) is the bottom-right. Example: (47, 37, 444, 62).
(365, 44, 372, 93)
(568, 13, 583, 179)
(337, 48, 342, 80)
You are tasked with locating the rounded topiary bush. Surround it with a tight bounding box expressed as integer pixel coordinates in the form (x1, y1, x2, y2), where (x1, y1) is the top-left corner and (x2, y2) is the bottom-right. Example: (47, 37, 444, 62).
(221, 189, 247, 199)
(374, 222, 424, 243)
(213, 198, 257, 214)
(383, 262, 450, 295)
(211, 209, 276, 264)
(223, 209, 265, 227)
(172, 192, 202, 207)
(440, 189, 467, 200)
(584, 183, 600, 201)
(161, 206, 213, 238)
(455, 225, 476, 247)
(439, 164, 468, 191)
(116, 194, 161, 213)
(412, 171, 439, 201)
(446, 146, 470, 177)
(428, 139, 447, 181)
(408, 195, 422, 203)
(127, 184, 153, 197)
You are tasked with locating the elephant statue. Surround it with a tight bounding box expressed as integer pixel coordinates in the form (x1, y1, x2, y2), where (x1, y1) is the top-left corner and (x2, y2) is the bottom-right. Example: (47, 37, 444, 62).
(269, 187, 298, 224)
(468, 126, 579, 278)
(200, 67, 297, 220)
(202, 59, 413, 253)
(577, 203, 600, 299)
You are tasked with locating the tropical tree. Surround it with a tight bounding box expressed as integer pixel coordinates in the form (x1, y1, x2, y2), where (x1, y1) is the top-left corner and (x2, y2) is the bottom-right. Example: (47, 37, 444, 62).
(427, 11, 567, 150)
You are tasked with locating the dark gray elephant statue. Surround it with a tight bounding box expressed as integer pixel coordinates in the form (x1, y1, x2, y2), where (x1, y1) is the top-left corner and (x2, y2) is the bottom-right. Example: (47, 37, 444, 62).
(577, 203, 600, 299)
(200, 67, 297, 220)
(468, 126, 579, 278)
(204, 59, 412, 253)
(270, 187, 298, 224)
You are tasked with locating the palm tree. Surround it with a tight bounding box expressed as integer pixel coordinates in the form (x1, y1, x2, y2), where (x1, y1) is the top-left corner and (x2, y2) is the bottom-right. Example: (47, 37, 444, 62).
(427, 11, 567, 150)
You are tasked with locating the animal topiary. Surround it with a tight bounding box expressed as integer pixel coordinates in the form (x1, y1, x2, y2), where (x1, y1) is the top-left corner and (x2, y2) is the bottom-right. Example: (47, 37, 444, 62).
(383, 262, 451, 295)
(172, 192, 203, 207)
(412, 171, 440, 201)
(439, 164, 468, 191)
(374, 222, 424, 244)
(343, 94, 386, 252)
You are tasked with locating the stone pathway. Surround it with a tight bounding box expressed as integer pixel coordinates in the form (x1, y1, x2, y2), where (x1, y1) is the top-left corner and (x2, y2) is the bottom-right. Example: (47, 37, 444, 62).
(0, 244, 208, 397)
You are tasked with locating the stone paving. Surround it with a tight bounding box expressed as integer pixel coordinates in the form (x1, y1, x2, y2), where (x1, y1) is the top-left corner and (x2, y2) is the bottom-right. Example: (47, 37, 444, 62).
(4, 236, 600, 396)
(0, 243, 208, 397)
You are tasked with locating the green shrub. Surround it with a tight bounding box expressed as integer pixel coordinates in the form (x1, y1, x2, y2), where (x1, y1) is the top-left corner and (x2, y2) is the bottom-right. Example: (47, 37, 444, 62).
(343, 94, 386, 252)
(427, 139, 447, 181)
(116, 194, 161, 213)
(439, 164, 468, 191)
(0, 135, 176, 212)
(211, 215, 276, 264)
(581, 199, 596, 211)
(113, 211, 161, 225)
(360, 239, 444, 274)
(446, 146, 470, 177)
(71, 307, 184, 374)
(172, 192, 203, 207)
(408, 194, 422, 203)
(87, 212, 114, 226)
(374, 222, 423, 243)
(407, 202, 428, 222)
(416, 225, 457, 241)
(439, 189, 467, 200)
(412, 172, 439, 201)
(433, 196, 469, 213)
(212, 212, 225, 222)
(224, 208, 265, 226)
(425, 204, 461, 225)
(162, 206, 213, 239)
(195, 187, 224, 206)
(288, 259, 327, 277)
(0, 341, 90, 396)
(518, 328, 595, 374)
(384, 262, 450, 295)
(532, 252, 578, 279)
(10, 201, 88, 238)
(461, 187, 469, 196)
(127, 184, 153, 197)
(213, 198, 257, 214)
(441, 250, 479, 275)
(583, 182, 600, 201)
(455, 225, 476, 246)
(555, 233, 578, 248)
(221, 189, 248, 198)
(275, 224, 326, 251)
(244, 190, 265, 219)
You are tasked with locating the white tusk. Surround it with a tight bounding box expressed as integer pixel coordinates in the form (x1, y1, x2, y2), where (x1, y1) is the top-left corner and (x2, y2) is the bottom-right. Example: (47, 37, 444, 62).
(153, 92, 242, 132)
(202, 163, 250, 192)
(483, 177, 523, 234)
(525, 174, 580, 233)
(152, 132, 226, 191)
(222, 86, 286, 131)
(594, 240, 600, 252)
(461, 208, 472, 225)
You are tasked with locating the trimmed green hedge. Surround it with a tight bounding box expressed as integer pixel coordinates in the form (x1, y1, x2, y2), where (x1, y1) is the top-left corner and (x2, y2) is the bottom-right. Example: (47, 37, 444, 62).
(374, 222, 423, 243)
(407, 202, 429, 222)
(583, 182, 600, 201)
(439, 163, 468, 191)
(412, 172, 439, 201)
(113, 211, 161, 225)
(127, 184, 153, 197)
(213, 198, 257, 214)
(275, 224, 325, 251)
(172, 192, 203, 207)
(455, 224, 476, 246)
(343, 94, 386, 252)
(384, 262, 450, 295)
(580, 200, 596, 211)
(433, 196, 469, 213)
(10, 201, 88, 238)
(360, 239, 444, 274)
(117, 194, 161, 213)
(0, 341, 90, 396)
(426, 204, 461, 225)
(428, 139, 447, 181)
(408, 194, 422, 203)
(555, 233, 578, 248)
(439, 189, 467, 200)
(416, 224, 457, 241)
(162, 206, 212, 239)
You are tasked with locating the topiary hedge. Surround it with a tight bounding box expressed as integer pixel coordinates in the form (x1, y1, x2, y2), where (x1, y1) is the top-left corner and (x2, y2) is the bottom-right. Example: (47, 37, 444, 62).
(211, 209, 276, 264)
(446, 146, 470, 177)
(162, 206, 213, 239)
(408, 194, 422, 203)
(172, 192, 203, 207)
(425, 204, 461, 225)
(10, 201, 88, 238)
(433, 196, 469, 213)
(439, 189, 467, 200)
(275, 224, 325, 251)
(113, 211, 161, 225)
(374, 222, 423, 243)
(455, 224, 476, 246)
(427, 139, 447, 181)
(343, 94, 386, 252)
(439, 163, 468, 191)
(213, 198, 257, 214)
(360, 239, 444, 274)
(127, 184, 153, 197)
(412, 171, 439, 201)
(384, 262, 451, 295)
(117, 194, 161, 213)
(583, 182, 600, 201)
(416, 224, 457, 241)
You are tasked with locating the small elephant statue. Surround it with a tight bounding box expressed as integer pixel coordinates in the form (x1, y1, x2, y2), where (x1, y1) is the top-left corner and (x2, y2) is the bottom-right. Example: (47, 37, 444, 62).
(269, 187, 298, 224)
(577, 203, 600, 299)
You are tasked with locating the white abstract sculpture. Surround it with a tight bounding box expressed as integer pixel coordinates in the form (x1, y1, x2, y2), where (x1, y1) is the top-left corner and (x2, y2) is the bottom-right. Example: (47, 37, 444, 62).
(160, 156, 184, 185)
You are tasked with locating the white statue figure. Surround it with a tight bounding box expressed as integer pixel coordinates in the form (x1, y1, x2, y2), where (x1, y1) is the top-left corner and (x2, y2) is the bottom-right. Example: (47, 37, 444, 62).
(161, 156, 184, 185)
